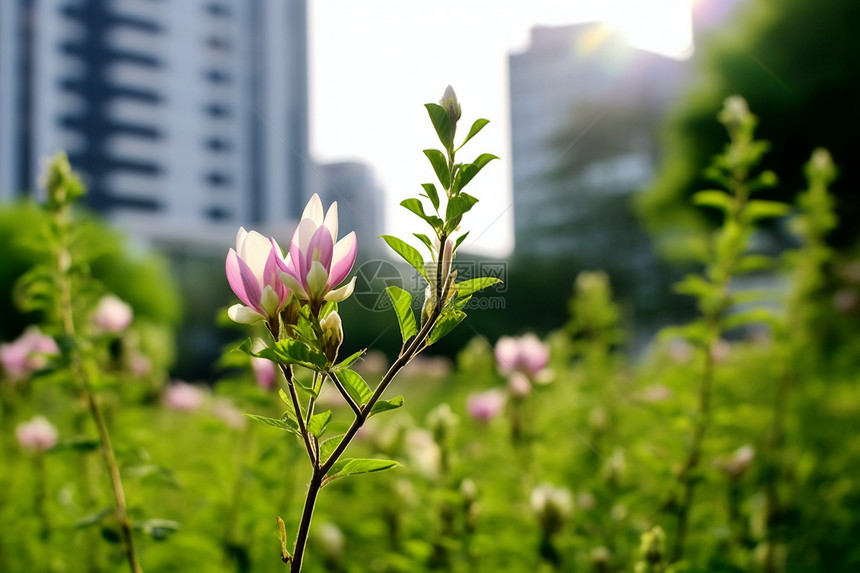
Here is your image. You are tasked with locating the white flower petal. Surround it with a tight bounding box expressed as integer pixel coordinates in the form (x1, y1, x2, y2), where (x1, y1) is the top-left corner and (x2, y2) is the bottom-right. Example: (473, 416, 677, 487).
(324, 276, 356, 302)
(259, 285, 281, 318)
(227, 304, 265, 325)
(301, 194, 324, 226)
(239, 230, 274, 278)
(323, 202, 339, 243)
(280, 271, 309, 300)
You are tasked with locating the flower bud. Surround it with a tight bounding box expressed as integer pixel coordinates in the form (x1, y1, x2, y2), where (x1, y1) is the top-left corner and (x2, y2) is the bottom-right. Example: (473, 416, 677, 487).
(16, 416, 59, 452)
(426, 402, 458, 445)
(466, 389, 506, 423)
(638, 526, 666, 566)
(460, 478, 478, 505)
(440, 85, 461, 125)
(319, 311, 344, 365)
(716, 444, 755, 479)
(530, 483, 573, 537)
(251, 356, 277, 390)
(92, 294, 134, 333)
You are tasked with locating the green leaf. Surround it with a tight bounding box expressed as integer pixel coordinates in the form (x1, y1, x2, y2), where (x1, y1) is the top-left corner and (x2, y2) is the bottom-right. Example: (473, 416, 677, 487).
(245, 413, 300, 436)
(335, 349, 365, 370)
(453, 153, 498, 193)
(385, 286, 418, 343)
(326, 458, 400, 482)
(454, 277, 502, 298)
(401, 198, 443, 230)
(424, 103, 453, 152)
(723, 307, 780, 330)
(693, 190, 733, 212)
(319, 435, 344, 463)
(674, 275, 718, 300)
(379, 235, 428, 281)
(745, 200, 790, 221)
(241, 338, 326, 371)
(421, 183, 440, 212)
(76, 508, 113, 529)
(736, 254, 775, 274)
(413, 233, 435, 255)
(453, 232, 470, 252)
(658, 322, 709, 346)
(457, 118, 490, 150)
(369, 395, 405, 417)
(428, 309, 467, 344)
(48, 437, 101, 453)
(445, 193, 479, 233)
(307, 410, 332, 438)
(424, 149, 450, 190)
(333, 369, 373, 406)
(278, 389, 304, 422)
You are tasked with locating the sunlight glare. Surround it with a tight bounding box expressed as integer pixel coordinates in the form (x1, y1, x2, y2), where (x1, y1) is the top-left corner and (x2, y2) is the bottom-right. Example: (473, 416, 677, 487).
(603, 0, 695, 59)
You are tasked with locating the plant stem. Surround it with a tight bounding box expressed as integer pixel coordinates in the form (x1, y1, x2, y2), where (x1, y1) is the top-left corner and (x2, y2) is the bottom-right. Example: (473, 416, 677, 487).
(285, 294, 444, 571)
(87, 391, 142, 573)
(53, 206, 142, 573)
(289, 471, 323, 573)
(671, 335, 715, 563)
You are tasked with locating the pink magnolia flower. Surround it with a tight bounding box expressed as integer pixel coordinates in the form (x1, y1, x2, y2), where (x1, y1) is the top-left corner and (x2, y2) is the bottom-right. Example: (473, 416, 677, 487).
(16, 416, 59, 452)
(251, 356, 276, 390)
(0, 327, 59, 382)
(164, 381, 206, 411)
(494, 334, 550, 378)
(276, 194, 357, 309)
(226, 227, 291, 324)
(92, 294, 133, 333)
(467, 389, 506, 422)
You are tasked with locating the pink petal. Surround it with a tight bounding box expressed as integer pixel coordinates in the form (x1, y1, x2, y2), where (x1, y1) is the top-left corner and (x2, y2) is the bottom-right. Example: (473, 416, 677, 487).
(289, 239, 309, 291)
(226, 249, 262, 310)
(328, 231, 357, 288)
(306, 225, 334, 271)
(266, 238, 290, 302)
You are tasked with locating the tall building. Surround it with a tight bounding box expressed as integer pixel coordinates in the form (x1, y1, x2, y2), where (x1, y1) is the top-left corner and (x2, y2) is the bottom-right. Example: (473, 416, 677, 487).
(318, 160, 385, 255)
(509, 23, 689, 259)
(0, 0, 310, 243)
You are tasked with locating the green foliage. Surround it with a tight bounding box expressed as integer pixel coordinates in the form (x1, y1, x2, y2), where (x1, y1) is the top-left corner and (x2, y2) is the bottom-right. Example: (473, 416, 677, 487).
(639, 0, 860, 254)
(385, 286, 418, 344)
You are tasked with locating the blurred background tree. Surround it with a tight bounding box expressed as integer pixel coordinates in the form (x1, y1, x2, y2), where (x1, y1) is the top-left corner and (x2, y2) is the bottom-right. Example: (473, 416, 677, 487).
(638, 0, 860, 257)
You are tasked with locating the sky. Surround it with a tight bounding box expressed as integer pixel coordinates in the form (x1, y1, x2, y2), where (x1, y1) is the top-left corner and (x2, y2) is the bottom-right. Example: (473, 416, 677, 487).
(308, 0, 694, 257)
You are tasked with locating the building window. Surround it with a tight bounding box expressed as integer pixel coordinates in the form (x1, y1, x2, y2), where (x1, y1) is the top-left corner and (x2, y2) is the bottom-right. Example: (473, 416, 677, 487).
(204, 69, 231, 85)
(205, 3, 232, 18)
(205, 172, 233, 187)
(205, 206, 232, 220)
(204, 103, 231, 118)
(205, 137, 233, 152)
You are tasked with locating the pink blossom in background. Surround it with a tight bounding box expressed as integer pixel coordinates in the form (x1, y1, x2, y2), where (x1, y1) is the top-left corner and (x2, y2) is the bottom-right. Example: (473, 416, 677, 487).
(466, 389, 506, 422)
(507, 372, 532, 397)
(164, 381, 206, 411)
(16, 416, 59, 452)
(129, 353, 152, 377)
(0, 327, 59, 382)
(494, 334, 550, 378)
(251, 356, 276, 390)
(213, 399, 246, 429)
(91, 294, 133, 333)
(276, 194, 357, 307)
(226, 227, 291, 324)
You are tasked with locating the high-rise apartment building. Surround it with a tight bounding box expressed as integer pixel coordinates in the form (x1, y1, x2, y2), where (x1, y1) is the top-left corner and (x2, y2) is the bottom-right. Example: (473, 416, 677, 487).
(0, 0, 310, 243)
(509, 23, 688, 258)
